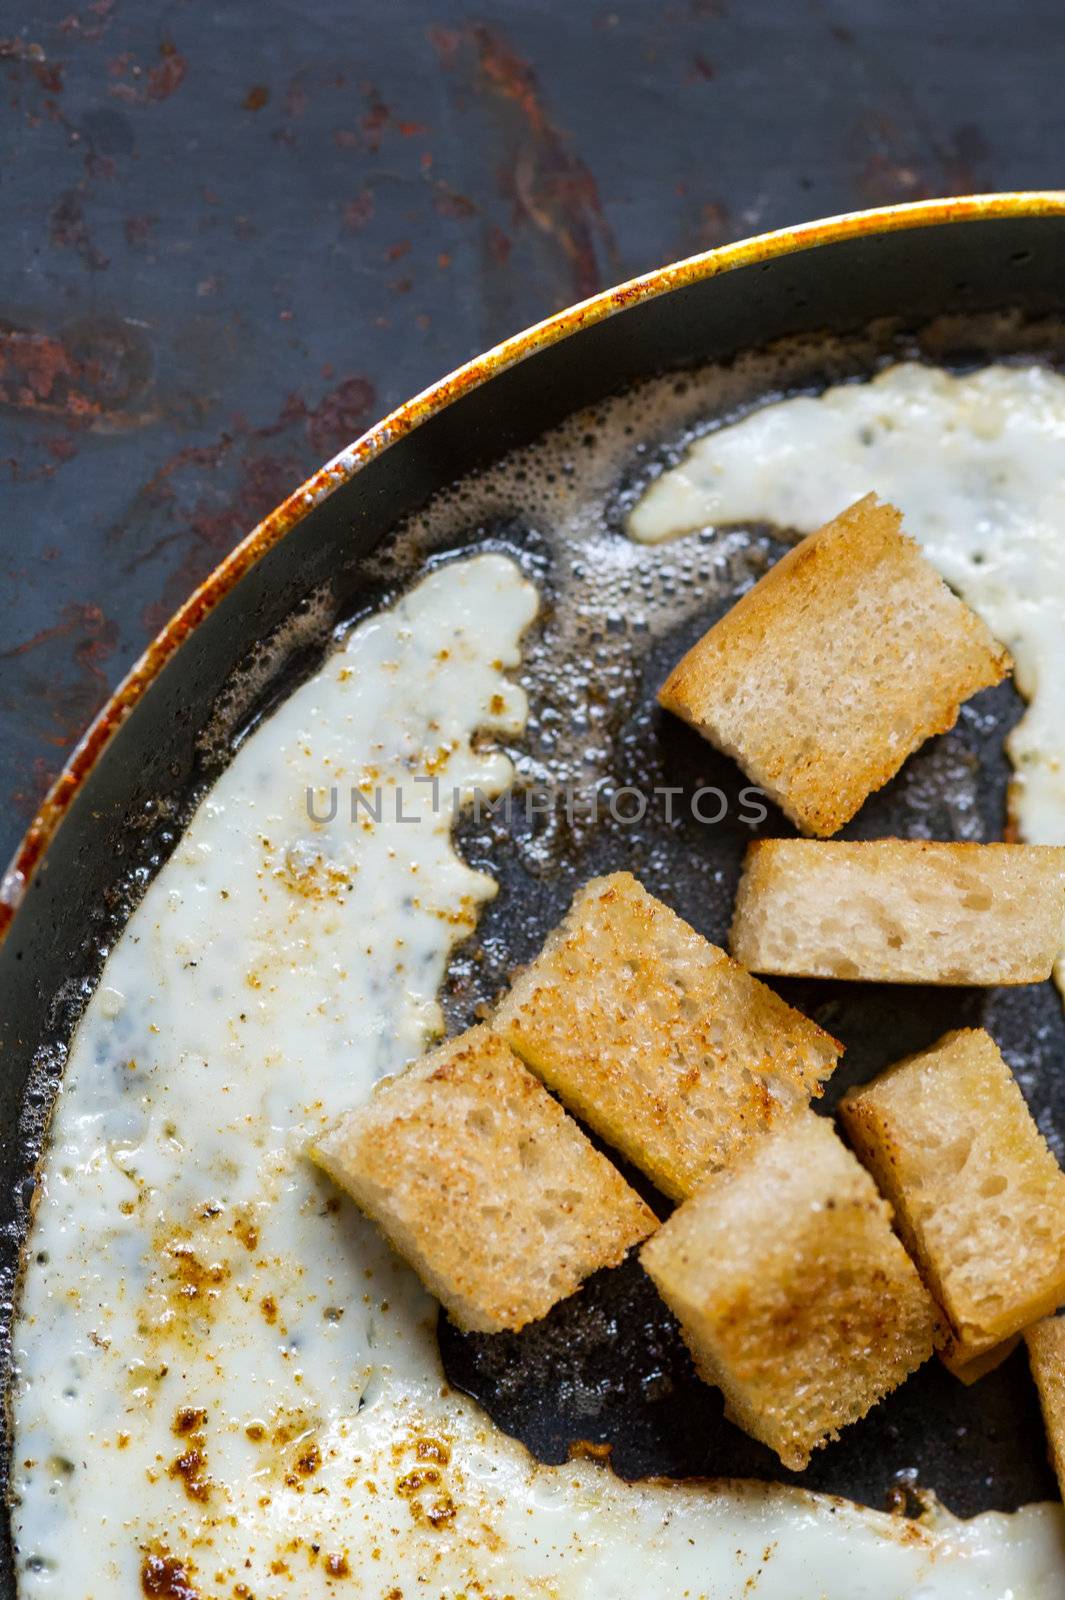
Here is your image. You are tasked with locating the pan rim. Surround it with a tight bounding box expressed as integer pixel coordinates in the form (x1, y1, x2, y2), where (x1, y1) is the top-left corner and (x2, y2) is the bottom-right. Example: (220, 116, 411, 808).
(3, 188, 1065, 943)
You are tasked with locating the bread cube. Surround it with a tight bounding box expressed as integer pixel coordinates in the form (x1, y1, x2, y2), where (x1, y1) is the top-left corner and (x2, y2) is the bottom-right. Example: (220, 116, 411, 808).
(641, 1112, 938, 1469)
(658, 495, 1009, 836)
(939, 1335, 1019, 1387)
(311, 1025, 656, 1333)
(1026, 1317, 1065, 1499)
(493, 872, 840, 1201)
(729, 839, 1065, 985)
(839, 1029, 1065, 1366)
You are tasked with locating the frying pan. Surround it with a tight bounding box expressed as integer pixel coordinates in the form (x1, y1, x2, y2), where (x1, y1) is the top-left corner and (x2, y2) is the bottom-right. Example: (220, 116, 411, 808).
(4, 192, 1065, 1590)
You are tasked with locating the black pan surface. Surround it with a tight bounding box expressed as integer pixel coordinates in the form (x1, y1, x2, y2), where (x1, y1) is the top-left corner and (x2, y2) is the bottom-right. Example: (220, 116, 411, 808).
(4, 209, 1065, 1590)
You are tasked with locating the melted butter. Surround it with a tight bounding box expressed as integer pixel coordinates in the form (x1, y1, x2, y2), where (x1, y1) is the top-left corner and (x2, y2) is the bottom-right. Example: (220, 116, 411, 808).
(11, 544, 1065, 1596)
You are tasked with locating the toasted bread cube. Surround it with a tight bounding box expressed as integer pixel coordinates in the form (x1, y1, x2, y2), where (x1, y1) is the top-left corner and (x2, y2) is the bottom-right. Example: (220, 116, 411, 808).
(658, 495, 1009, 836)
(493, 872, 840, 1201)
(1026, 1317, 1065, 1499)
(311, 1025, 656, 1333)
(939, 1335, 1020, 1387)
(839, 1030, 1065, 1365)
(730, 839, 1065, 985)
(641, 1112, 938, 1469)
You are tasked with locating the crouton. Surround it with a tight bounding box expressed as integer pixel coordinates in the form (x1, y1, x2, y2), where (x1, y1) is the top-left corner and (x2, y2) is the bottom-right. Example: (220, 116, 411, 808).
(658, 495, 1010, 836)
(640, 1112, 938, 1470)
(1026, 1317, 1065, 1499)
(939, 1335, 1020, 1387)
(493, 872, 841, 1201)
(839, 1029, 1065, 1367)
(311, 1025, 656, 1333)
(729, 839, 1065, 985)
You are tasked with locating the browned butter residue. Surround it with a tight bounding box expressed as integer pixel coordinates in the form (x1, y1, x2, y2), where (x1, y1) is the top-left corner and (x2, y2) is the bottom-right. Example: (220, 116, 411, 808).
(140, 1547, 199, 1599)
(168, 1408, 211, 1504)
(284, 1437, 322, 1488)
(393, 1432, 457, 1528)
(231, 1210, 259, 1251)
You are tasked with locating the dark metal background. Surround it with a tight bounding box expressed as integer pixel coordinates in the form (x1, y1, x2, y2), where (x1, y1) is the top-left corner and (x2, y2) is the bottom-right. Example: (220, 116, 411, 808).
(3, 0, 1065, 869)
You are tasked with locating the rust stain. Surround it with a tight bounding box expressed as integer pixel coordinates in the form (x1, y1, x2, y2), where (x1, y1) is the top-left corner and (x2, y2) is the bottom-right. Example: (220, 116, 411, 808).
(49, 188, 110, 271)
(318, 80, 424, 156)
(486, 224, 512, 265)
(471, 23, 616, 301)
(12, 50, 64, 92)
(10, 756, 57, 824)
(58, 0, 116, 43)
(304, 377, 376, 456)
(242, 84, 271, 112)
(0, 315, 155, 432)
(105, 375, 375, 636)
(4, 327, 99, 418)
(132, 450, 303, 637)
(0, 330, 86, 416)
(1, 603, 117, 678)
(0, 38, 48, 64)
(108, 40, 187, 105)
(360, 90, 390, 153)
(1, 603, 120, 773)
(854, 112, 991, 207)
(428, 25, 461, 67)
(342, 191, 374, 231)
(4, 193, 1065, 946)
(433, 183, 478, 220)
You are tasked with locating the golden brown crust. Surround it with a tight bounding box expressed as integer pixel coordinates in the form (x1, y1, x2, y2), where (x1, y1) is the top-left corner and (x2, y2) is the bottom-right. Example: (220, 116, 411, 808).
(938, 1334, 1020, 1386)
(730, 838, 1065, 985)
(312, 1025, 656, 1333)
(1026, 1317, 1065, 1498)
(658, 495, 1010, 836)
(840, 1029, 1065, 1363)
(641, 1113, 938, 1470)
(493, 871, 840, 1200)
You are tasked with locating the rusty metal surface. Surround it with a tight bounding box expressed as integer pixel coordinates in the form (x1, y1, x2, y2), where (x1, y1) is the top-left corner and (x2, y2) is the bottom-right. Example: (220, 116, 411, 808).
(3, 0, 1065, 875)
